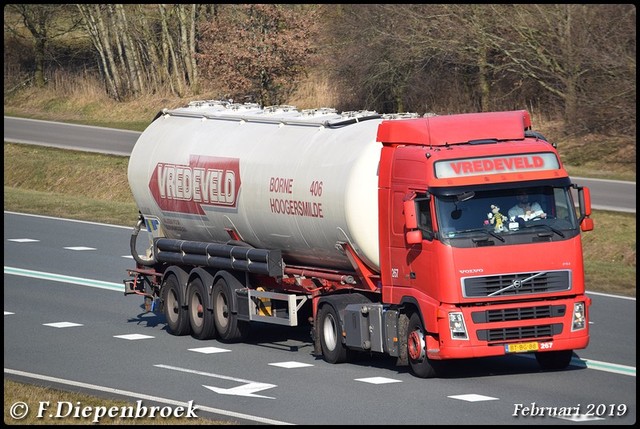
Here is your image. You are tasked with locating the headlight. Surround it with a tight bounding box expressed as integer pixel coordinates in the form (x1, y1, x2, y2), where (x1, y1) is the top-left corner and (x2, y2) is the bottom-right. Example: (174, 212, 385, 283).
(571, 302, 586, 331)
(449, 312, 468, 340)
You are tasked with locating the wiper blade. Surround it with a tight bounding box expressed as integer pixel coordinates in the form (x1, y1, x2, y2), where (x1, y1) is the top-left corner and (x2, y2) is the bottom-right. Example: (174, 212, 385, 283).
(455, 228, 505, 242)
(525, 223, 565, 238)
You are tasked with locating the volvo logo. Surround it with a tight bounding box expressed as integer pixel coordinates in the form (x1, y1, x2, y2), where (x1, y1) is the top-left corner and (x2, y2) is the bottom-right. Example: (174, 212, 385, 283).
(488, 272, 546, 297)
(459, 268, 484, 274)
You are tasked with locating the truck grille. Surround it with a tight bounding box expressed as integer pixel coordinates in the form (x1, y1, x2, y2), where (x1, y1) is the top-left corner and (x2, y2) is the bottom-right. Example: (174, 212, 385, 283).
(477, 323, 562, 341)
(463, 270, 570, 297)
(471, 305, 566, 323)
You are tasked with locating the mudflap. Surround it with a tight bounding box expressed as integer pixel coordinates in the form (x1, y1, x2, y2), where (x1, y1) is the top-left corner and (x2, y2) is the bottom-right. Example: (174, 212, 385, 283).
(396, 312, 409, 366)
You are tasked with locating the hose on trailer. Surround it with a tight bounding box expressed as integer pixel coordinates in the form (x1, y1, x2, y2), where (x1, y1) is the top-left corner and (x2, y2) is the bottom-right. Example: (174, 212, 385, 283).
(130, 216, 156, 266)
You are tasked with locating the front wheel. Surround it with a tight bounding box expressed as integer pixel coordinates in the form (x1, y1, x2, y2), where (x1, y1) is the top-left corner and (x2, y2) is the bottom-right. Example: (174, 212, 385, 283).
(407, 312, 439, 378)
(161, 275, 190, 336)
(318, 304, 348, 364)
(535, 350, 574, 371)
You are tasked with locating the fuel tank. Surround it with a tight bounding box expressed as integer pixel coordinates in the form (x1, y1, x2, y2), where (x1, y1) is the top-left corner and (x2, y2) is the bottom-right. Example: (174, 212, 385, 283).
(128, 101, 392, 271)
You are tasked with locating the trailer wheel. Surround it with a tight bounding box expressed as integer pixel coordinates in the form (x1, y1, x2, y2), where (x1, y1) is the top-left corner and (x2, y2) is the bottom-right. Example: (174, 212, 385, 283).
(535, 350, 573, 371)
(407, 312, 438, 378)
(161, 275, 190, 336)
(212, 278, 248, 342)
(318, 304, 348, 364)
(187, 278, 216, 340)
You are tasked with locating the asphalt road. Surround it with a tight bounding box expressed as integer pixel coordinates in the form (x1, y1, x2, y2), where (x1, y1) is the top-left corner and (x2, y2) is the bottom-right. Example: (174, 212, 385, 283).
(3, 212, 637, 425)
(3, 116, 636, 213)
(4, 116, 140, 156)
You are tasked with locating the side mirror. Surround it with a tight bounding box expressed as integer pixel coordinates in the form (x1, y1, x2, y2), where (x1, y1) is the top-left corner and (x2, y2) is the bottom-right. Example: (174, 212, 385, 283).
(404, 199, 417, 229)
(576, 185, 593, 231)
(581, 217, 594, 232)
(583, 187, 592, 217)
(406, 229, 422, 244)
(403, 198, 423, 244)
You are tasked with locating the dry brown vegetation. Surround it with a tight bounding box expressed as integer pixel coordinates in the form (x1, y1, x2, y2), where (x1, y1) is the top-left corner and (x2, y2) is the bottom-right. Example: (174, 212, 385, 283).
(5, 71, 636, 183)
(4, 5, 635, 181)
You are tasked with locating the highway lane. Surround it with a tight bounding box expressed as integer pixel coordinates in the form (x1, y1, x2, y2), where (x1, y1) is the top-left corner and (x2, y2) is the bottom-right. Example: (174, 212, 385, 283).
(3, 116, 140, 157)
(4, 212, 636, 425)
(3, 115, 636, 214)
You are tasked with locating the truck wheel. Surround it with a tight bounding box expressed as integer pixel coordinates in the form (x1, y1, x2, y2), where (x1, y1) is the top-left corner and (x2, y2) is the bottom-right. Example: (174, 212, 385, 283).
(212, 279, 248, 342)
(187, 278, 216, 340)
(318, 304, 348, 364)
(535, 350, 573, 370)
(407, 312, 438, 378)
(161, 275, 190, 336)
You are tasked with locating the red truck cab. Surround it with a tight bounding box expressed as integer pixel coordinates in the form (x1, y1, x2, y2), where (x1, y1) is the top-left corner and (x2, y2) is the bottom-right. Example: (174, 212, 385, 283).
(376, 110, 592, 376)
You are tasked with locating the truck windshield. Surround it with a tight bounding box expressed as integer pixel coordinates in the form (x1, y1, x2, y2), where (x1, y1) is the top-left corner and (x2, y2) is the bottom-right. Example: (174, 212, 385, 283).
(434, 185, 578, 240)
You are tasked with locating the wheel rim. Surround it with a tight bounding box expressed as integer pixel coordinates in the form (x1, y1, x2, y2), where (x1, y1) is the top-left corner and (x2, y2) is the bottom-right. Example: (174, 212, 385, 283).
(322, 313, 338, 351)
(190, 292, 203, 329)
(167, 289, 179, 324)
(408, 329, 426, 361)
(215, 290, 229, 330)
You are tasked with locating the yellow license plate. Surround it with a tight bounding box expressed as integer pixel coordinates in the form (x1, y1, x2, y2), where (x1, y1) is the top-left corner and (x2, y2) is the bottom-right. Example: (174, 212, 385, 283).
(505, 341, 539, 353)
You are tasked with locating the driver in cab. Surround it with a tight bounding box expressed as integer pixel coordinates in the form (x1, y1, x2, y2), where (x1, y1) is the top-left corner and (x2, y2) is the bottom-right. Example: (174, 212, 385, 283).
(508, 190, 546, 221)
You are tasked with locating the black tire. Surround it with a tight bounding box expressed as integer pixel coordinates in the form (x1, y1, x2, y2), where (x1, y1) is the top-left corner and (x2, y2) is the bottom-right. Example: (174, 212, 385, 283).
(535, 350, 573, 371)
(161, 274, 190, 336)
(407, 312, 439, 378)
(187, 277, 216, 340)
(318, 304, 348, 364)
(212, 278, 249, 342)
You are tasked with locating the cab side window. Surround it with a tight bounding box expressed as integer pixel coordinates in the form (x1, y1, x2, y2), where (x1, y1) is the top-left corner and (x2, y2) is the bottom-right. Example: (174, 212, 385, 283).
(416, 194, 433, 236)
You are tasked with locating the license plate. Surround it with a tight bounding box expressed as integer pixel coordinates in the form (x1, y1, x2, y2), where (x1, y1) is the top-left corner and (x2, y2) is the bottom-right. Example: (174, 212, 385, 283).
(505, 341, 539, 353)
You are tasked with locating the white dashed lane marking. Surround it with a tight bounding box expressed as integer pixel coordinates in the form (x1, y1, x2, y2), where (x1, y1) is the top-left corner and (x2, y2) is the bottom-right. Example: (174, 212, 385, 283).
(449, 394, 499, 402)
(113, 334, 155, 340)
(188, 346, 232, 354)
(355, 376, 402, 384)
(268, 361, 314, 369)
(43, 322, 84, 328)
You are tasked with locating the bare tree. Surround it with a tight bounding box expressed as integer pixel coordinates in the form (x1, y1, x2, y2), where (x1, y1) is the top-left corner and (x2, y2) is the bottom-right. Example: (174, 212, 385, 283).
(491, 4, 636, 133)
(155, 4, 205, 97)
(5, 3, 634, 138)
(77, 4, 122, 100)
(114, 4, 144, 95)
(157, 4, 185, 96)
(321, 5, 423, 113)
(76, 4, 206, 99)
(133, 6, 160, 92)
(198, 4, 319, 106)
(176, 4, 199, 92)
(421, 4, 514, 112)
(4, 4, 82, 88)
(321, 4, 509, 114)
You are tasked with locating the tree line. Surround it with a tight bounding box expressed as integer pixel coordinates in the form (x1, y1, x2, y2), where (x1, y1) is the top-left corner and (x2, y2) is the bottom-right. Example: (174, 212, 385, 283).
(4, 4, 636, 136)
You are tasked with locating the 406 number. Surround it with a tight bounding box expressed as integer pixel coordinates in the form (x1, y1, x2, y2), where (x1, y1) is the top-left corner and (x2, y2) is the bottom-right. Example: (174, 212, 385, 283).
(310, 180, 323, 197)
